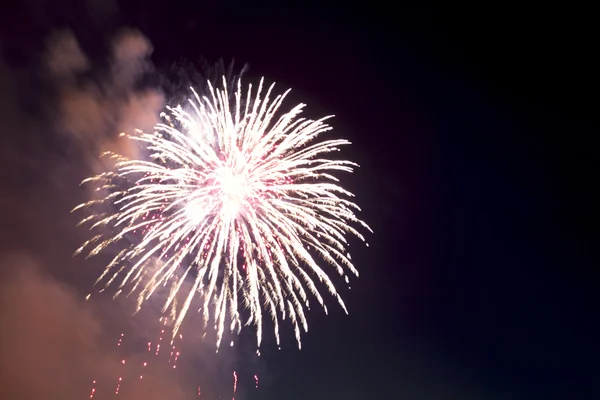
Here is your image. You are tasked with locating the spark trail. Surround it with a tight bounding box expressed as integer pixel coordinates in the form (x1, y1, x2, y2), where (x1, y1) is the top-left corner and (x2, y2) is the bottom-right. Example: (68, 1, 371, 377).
(74, 76, 371, 349)
(232, 371, 238, 400)
(86, 318, 185, 398)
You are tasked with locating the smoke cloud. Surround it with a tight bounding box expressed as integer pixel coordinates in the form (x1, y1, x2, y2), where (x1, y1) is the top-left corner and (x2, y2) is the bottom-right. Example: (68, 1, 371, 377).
(45, 29, 163, 169)
(0, 256, 187, 400)
(0, 28, 190, 400)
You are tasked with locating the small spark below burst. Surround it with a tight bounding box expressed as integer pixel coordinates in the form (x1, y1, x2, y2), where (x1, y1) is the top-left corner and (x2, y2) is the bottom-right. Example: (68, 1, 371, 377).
(89, 380, 96, 399)
(88, 325, 190, 397)
(232, 371, 238, 400)
(115, 377, 122, 395)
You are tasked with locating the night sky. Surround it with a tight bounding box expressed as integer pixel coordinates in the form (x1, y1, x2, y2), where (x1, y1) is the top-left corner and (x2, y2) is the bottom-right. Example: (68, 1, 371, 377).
(0, 2, 597, 400)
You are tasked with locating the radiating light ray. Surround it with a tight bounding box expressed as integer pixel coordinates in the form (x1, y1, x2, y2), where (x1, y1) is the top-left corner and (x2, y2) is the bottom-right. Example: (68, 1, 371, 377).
(75, 76, 371, 349)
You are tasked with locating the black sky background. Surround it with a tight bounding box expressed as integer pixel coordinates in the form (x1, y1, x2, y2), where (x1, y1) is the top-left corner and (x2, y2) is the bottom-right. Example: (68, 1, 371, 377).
(1, 1, 597, 399)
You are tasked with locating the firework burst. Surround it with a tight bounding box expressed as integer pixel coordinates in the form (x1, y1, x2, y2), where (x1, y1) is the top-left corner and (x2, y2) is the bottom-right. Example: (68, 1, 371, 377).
(74, 76, 371, 349)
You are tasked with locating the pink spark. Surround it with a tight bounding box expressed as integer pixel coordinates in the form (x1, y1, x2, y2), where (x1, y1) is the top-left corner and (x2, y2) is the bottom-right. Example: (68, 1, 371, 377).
(232, 371, 238, 400)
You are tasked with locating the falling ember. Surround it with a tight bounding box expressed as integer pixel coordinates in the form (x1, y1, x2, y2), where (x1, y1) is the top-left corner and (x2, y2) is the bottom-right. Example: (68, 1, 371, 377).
(89, 380, 97, 399)
(254, 374, 259, 389)
(88, 323, 188, 397)
(115, 377, 122, 395)
(172, 349, 181, 369)
(198, 386, 202, 398)
(74, 76, 371, 350)
(232, 371, 238, 400)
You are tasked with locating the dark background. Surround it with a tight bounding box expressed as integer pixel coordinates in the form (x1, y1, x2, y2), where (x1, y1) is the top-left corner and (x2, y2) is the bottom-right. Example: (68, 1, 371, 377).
(1, 1, 597, 399)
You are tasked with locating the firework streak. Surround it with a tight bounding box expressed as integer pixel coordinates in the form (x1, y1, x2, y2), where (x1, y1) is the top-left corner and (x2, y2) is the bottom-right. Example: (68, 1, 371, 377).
(74, 77, 371, 349)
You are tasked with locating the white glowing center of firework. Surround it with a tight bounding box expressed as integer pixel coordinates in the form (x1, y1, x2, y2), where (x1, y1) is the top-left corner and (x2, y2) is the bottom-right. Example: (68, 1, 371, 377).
(215, 166, 249, 218)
